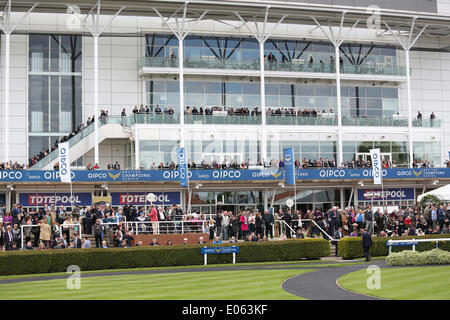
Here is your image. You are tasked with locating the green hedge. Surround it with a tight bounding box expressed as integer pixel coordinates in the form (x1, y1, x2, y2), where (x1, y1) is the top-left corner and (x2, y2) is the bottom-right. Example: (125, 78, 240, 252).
(338, 234, 450, 260)
(0, 239, 329, 276)
(386, 249, 450, 266)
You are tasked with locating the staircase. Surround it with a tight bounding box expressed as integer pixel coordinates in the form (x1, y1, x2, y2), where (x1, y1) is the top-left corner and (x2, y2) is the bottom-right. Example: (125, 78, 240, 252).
(31, 120, 131, 170)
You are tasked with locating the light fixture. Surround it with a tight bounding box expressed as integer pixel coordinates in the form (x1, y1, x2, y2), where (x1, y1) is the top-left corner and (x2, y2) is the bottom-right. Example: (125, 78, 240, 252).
(358, 181, 364, 187)
(278, 182, 285, 188)
(101, 184, 108, 190)
(195, 183, 202, 189)
(432, 180, 439, 185)
(7, 184, 14, 190)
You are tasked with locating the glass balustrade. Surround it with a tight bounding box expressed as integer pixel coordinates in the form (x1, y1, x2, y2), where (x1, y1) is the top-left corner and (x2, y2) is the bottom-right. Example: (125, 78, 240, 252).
(412, 119, 442, 128)
(137, 56, 179, 69)
(184, 114, 261, 125)
(138, 56, 408, 76)
(342, 117, 408, 127)
(183, 57, 260, 71)
(266, 115, 337, 126)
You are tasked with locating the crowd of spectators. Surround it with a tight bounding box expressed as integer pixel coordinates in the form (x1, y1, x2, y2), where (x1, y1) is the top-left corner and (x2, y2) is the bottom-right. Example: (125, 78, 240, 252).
(1, 200, 450, 251)
(275, 204, 450, 241)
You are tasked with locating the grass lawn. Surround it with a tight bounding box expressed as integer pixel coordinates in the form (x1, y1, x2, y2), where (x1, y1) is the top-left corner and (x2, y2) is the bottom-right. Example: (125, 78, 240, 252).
(337, 266, 450, 300)
(0, 269, 313, 300)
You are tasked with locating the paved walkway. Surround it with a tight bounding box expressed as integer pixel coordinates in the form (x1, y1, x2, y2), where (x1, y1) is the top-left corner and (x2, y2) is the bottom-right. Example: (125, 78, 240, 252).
(281, 259, 386, 300)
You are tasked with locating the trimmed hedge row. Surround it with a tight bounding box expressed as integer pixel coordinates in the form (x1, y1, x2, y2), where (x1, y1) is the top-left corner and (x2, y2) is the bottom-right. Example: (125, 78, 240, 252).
(338, 234, 450, 259)
(386, 249, 450, 266)
(0, 239, 329, 276)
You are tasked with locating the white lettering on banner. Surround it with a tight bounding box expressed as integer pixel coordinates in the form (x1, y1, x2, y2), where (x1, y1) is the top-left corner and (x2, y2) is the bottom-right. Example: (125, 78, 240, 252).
(163, 171, 192, 179)
(43, 171, 75, 180)
(370, 149, 382, 185)
(59, 143, 71, 183)
(119, 193, 171, 204)
(212, 170, 241, 179)
(363, 190, 407, 199)
(178, 150, 186, 181)
(396, 171, 412, 176)
(87, 173, 108, 179)
(29, 195, 80, 205)
(319, 170, 346, 178)
(0, 171, 22, 180)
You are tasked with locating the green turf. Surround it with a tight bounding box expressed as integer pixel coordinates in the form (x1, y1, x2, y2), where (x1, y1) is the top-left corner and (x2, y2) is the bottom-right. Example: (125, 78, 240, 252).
(0, 269, 313, 300)
(0, 259, 334, 281)
(337, 266, 450, 300)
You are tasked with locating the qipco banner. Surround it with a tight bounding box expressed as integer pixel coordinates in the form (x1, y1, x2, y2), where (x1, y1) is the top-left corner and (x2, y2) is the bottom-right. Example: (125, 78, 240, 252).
(358, 188, 415, 201)
(177, 147, 188, 187)
(370, 148, 383, 185)
(58, 142, 71, 183)
(110, 192, 181, 206)
(19, 193, 92, 207)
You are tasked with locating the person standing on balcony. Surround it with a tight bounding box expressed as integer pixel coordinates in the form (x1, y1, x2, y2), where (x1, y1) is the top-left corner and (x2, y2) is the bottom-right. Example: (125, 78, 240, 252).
(417, 111, 422, 120)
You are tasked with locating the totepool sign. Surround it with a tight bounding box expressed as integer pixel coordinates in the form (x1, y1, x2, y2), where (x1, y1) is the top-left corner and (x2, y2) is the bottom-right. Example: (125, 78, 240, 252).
(110, 192, 181, 205)
(19, 193, 92, 206)
(358, 188, 415, 201)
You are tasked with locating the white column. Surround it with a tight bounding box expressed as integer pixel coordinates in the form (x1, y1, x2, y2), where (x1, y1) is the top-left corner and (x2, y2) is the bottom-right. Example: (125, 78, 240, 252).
(4, 32, 10, 163)
(259, 41, 267, 164)
(94, 35, 99, 165)
(405, 50, 414, 168)
(135, 127, 140, 169)
(340, 187, 345, 210)
(179, 38, 185, 148)
(335, 45, 343, 167)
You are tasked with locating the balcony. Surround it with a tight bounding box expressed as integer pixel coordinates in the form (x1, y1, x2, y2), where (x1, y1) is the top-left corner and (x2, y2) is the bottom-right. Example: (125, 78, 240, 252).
(412, 119, 442, 128)
(125, 114, 180, 125)
(138, 56, 408, 79)
(267, 115, 337, 126)
(342, 117, 408, 127)
(185, 114, 261, 125)
(184, 57, 259, 71)
(137, 56, 179, 69)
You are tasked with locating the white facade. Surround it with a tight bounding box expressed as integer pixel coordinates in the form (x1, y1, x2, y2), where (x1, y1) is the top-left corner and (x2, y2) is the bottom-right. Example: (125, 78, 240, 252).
(1, 7, 450, 168)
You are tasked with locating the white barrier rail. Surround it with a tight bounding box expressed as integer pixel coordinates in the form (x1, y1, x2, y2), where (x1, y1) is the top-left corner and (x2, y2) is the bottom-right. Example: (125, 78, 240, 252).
(124, 220, 206, 235)
(59, 223, 82, 240)
(386, 238, 450, 254)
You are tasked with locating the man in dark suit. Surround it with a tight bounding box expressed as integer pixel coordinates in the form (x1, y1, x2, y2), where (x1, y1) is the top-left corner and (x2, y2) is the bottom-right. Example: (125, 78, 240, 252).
(332, 227, 343, 256)
(4, 226, 14, 250)
(361, 228, 373, 262)
(73, 233, 82, 248)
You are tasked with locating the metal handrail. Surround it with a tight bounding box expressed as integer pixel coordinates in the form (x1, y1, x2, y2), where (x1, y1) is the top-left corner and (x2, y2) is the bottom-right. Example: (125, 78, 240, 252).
(125, 220, 206, 235)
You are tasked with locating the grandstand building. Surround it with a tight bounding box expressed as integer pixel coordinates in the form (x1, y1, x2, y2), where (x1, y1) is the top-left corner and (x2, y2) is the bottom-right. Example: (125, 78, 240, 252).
(1, 0, 450, 213)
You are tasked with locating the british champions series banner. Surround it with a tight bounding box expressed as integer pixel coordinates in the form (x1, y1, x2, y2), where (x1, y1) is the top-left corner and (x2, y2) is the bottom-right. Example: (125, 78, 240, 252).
(283, 148, 295, 185)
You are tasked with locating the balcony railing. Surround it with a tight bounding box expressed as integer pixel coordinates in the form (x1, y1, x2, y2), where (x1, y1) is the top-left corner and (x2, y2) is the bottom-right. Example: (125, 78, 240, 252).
(267, 115, 337, 126)
(342, 117, 408, 127)
(137, 56, 179, 69)
(185, 114, 261, 125)
(184, 57, 260, 71)
(412, 119, 442, 128)
(138, 56, 407, 77)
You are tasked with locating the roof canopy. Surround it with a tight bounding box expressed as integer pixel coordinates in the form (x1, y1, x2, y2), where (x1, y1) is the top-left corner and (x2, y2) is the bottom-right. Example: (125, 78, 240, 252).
(417, 184, 450, 202)
(2, 0, 450, 38)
